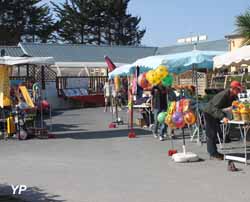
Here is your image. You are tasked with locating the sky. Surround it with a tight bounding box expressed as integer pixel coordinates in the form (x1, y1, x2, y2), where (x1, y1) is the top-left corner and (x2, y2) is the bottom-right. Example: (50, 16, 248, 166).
(43, 0, 250, 47)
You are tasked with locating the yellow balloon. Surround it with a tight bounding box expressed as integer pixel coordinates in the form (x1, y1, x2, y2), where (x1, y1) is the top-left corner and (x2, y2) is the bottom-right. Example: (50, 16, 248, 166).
(146, 70, 154, 82)
(146, 70, 157, 85)
(165, 115, 175, 128)
(155, 65, 168, 79)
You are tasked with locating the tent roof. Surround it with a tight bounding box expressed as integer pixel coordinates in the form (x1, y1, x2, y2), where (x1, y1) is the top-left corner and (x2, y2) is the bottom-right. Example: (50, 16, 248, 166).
(109, 50, 224, 77)
(214, 45, 250, 68)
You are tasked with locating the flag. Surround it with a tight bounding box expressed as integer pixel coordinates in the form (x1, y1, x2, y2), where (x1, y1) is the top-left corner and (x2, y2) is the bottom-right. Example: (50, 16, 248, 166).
(104, 56, 116, 72)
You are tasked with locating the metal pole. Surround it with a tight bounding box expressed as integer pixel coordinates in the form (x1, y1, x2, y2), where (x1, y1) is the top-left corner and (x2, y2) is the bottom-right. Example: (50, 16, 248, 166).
(244, 126, 247, 165)
(182, 128, 186, 154)
(40, 65, 45, 129)
(50, 104, 52, 132)
(192, 64, 200, 143)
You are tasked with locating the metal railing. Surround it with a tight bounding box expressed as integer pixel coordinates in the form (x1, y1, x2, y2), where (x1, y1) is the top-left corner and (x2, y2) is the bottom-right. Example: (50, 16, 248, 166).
(56, 76, 108, 96)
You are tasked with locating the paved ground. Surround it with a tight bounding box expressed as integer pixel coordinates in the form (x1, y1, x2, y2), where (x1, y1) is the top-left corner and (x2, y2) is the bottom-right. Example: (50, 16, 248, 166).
(0, 107, 250, 202)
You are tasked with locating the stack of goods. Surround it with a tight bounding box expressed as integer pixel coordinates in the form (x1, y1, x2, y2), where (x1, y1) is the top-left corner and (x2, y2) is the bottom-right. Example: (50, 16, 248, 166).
(156, 99, 197, 129)
(232, 101, 250, 121)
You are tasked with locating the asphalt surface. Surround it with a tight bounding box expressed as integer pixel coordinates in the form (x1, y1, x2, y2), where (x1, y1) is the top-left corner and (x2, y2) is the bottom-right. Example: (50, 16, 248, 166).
(0, 107, 250, 202)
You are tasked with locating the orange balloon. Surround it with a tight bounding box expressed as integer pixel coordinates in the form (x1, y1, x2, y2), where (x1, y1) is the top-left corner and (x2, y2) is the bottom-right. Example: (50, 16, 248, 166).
(184, 111, 196, 125)
(138, 73, 150, 89)
(183, 99, 191, 112)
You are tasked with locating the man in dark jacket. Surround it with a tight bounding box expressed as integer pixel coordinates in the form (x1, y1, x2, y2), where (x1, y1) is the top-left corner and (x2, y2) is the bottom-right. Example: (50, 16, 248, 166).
(151, 84, 166, 140)
(203, 80, 243, 160)
(158, 86, 176, 140)
(151, 84, 176, 141)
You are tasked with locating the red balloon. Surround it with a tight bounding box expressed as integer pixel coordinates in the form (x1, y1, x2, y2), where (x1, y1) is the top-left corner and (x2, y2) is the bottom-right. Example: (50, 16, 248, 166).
(175, 121, 185, 128)
(138, 73, 150, 89)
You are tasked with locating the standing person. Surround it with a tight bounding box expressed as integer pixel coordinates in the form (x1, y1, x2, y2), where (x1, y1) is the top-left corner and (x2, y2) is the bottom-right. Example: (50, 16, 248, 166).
(103, 81, 111, 112)
(158, 86, 176, 141)
(111, 80, 118, 114)
(151, 83, 167, 141)
(203, 81, 243, 160)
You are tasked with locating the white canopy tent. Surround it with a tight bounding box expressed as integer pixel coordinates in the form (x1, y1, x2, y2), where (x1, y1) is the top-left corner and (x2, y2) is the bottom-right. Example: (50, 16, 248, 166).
(108, 64, 132, 78)
(0, 56, 55, 66)
(214, 45, 250, 69)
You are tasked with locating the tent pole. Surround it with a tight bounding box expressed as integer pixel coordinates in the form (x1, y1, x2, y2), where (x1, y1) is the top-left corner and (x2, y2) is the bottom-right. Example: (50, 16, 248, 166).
(191, 64, 201, 143)
(195, 65, 200, 143)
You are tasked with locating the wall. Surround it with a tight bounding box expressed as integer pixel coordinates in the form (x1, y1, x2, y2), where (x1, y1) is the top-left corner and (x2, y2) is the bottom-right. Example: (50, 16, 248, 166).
(228, 37, 245, 51)
(45, 82, 82, 109)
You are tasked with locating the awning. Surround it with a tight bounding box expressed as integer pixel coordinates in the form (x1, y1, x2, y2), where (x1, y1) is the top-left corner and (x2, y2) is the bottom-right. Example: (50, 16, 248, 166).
(108, 64, 132, 78)
(0, 56, 55, 66)
(214, 45, 250, 68)
(162, 50, 225, 74)
(109, 50, 224, 77)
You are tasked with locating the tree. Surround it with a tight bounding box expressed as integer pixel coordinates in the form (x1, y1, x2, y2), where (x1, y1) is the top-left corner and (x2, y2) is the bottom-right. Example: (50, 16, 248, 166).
(52, 0, 92, 44)
(88, 0, 106, 45)
(23, 3, 57, 43)
(236, 8, 250, 46)
(103, 0, 146, 45)
(53, 0, 146, 45)
(0, 0, 26, 45)
(0, 0, 56, 45)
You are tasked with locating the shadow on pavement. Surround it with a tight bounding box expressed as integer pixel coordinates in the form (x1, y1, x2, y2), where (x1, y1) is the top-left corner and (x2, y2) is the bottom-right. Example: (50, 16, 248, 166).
(0, 184, 65, 202)
(51, 123, 88, 133)
(54, 128, 151, 139)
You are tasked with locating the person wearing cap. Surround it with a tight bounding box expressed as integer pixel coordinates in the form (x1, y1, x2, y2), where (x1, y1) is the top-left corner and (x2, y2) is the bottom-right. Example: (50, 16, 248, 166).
(203, 80, 243, 160)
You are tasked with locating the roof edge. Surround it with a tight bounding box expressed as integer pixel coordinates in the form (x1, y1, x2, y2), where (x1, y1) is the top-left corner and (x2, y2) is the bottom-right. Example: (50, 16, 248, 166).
(19, 42, 157, 49)
(225, 34, 243, 39)
(18, 42, 30, 56)
(158, 39, 227, 49)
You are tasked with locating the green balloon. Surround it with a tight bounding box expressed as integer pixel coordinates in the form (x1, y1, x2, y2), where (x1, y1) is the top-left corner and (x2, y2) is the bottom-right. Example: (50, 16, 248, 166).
(157, 112, 167, 124)
(162, 74, 173, 87)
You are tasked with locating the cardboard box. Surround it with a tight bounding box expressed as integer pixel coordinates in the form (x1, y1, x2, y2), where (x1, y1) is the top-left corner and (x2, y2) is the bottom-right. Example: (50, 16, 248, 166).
(136, 118, 145, 128)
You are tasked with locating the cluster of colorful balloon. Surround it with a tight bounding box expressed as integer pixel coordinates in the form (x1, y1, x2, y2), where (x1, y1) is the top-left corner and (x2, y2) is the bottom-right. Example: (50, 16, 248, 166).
(162, 99, 196, 129)
(137, 65, 174, 89)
